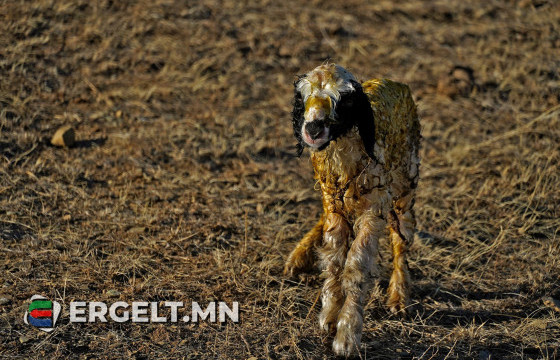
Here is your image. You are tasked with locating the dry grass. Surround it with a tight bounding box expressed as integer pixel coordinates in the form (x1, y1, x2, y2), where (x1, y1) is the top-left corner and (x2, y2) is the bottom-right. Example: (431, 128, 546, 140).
(1, 0, 559, 359)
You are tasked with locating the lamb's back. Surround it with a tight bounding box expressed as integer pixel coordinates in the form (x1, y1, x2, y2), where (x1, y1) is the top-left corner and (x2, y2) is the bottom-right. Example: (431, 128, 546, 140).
(362, 79, 420, 188)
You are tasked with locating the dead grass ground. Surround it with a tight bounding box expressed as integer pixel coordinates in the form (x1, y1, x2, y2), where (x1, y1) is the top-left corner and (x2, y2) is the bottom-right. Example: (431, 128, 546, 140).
(1, 0, 559, 359)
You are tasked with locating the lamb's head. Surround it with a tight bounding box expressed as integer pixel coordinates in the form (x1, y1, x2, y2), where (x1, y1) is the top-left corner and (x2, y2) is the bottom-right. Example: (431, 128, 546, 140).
(292, 63, 375, 158)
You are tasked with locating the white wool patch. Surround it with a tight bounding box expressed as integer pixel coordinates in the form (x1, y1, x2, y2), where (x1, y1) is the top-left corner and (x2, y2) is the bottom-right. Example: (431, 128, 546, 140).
(296, 64, 358, 120)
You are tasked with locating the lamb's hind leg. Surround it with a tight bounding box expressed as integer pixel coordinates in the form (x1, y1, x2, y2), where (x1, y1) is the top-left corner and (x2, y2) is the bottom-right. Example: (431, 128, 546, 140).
(318, 212, 350, 333)
(333, 214, 384, 357)
(284, 214, 324, 277)
(387, 209, 415, 313)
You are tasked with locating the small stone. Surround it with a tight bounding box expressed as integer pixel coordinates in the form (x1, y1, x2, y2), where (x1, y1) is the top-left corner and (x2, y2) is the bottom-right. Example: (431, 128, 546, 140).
(26, 171, 38, 181)
(62, 214, 71, 221)
(89, 111, 105, 120)
(278, 45, 291, 57)
(437, 66, 475, 99)
(51, 125, 75, 147)
(479, 350, 491, 360)
(127, 226, 146, 234)
(0, 297, 10, 305)
(106, 289, 121, 297)
(115, 110, 123, 118)
(542, 296, 560, 312)
(19, 335, 34, 344)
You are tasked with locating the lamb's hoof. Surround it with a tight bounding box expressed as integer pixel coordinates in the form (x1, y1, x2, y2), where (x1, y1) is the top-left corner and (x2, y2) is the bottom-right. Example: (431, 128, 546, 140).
(388, 302, 409, 317)
(283, 246, 313, 278)
(283, 262, 301, 278)
(332, 325, 360, 358)
(319, 310, 337, 334)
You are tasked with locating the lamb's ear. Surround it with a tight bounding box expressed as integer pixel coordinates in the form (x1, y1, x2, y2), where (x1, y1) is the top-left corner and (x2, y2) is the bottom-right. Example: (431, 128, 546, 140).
(292, 82, 306, 157)
(352, 82, 376, 160)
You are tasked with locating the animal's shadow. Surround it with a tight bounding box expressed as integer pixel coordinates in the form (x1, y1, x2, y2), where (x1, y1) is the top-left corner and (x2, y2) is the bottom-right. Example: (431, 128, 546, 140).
(288, 230, 557, 359)
(72, 137, 107, 148)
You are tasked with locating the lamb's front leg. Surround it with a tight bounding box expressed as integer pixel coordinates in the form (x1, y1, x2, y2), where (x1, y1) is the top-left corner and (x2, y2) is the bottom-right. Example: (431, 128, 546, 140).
(333, 214, 384, 357)
(284, 213, 324, 277)
(318, 212, 350, 333)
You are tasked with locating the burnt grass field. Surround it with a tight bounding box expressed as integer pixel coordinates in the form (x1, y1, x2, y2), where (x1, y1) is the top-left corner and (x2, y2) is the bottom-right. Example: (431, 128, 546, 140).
(1, 0, 560, 359)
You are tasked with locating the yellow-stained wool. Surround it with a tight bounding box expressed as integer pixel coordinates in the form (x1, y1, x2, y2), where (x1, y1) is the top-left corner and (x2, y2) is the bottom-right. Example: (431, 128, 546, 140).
(285, 64, 420, 357)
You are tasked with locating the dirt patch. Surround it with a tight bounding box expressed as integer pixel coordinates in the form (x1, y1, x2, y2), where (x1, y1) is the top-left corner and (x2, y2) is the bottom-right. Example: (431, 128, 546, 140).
(1, 0, 559, 359)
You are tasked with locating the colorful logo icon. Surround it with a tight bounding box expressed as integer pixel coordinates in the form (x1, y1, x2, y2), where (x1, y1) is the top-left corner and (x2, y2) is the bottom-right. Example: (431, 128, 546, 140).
(24, 295, 61, 332)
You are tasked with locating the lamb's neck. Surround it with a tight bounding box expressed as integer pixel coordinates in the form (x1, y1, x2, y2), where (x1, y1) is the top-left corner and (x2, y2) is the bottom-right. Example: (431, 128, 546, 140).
(311, 130, 369, 187)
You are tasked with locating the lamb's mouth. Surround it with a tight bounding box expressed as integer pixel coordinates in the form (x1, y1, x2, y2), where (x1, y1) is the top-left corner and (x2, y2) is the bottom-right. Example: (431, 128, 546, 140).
(302, 124, 330, 148)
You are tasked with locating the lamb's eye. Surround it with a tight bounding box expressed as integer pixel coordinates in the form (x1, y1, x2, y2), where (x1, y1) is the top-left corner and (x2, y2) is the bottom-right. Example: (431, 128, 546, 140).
(339, 95, 354, 107)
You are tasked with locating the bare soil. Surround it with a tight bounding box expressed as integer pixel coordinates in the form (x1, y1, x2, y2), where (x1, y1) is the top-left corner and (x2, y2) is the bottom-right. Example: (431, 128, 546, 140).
(1, 0, 559, 359)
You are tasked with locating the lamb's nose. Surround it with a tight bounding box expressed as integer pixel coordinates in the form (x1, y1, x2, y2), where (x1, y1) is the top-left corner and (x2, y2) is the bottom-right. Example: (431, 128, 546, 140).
(305, 121, 326, 140)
